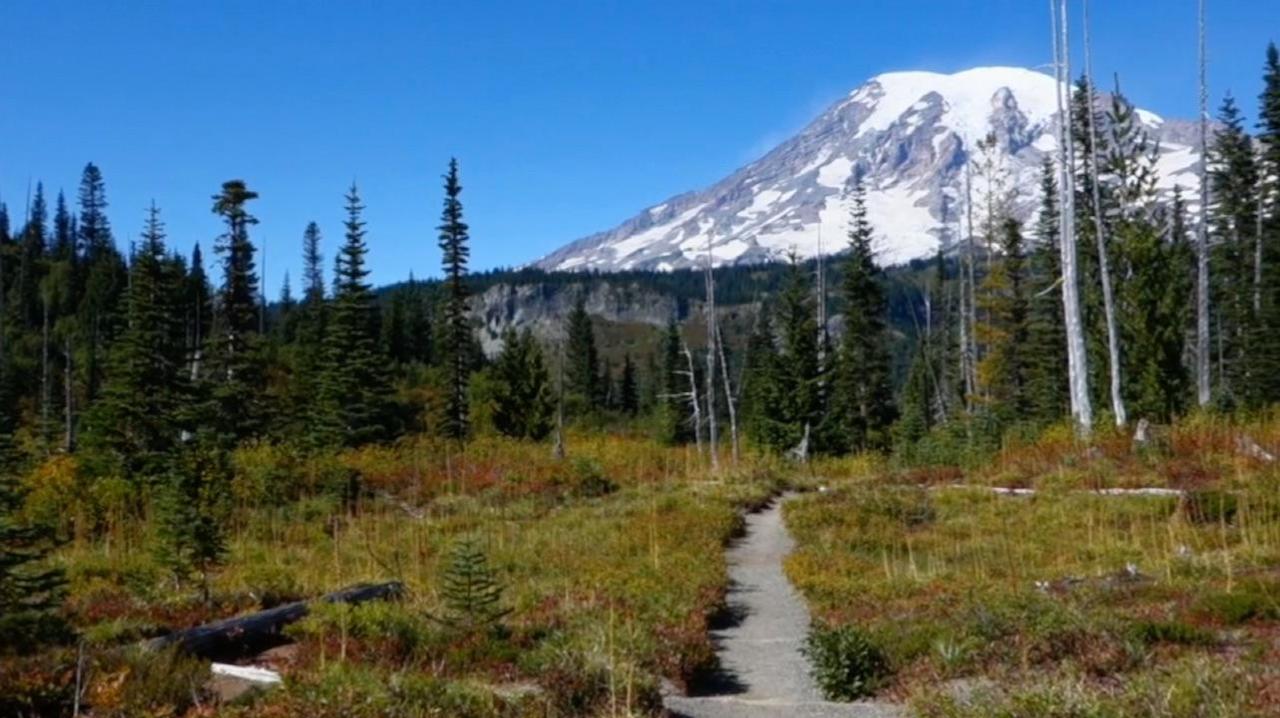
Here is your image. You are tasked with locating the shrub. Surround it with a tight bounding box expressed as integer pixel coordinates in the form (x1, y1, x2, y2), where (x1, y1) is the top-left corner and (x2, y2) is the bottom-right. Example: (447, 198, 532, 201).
(1182, 489, 1238, 524)
(566, 458, 617, 499)
(1126, 619, 1216, 647)
(803, 624, 891, 701)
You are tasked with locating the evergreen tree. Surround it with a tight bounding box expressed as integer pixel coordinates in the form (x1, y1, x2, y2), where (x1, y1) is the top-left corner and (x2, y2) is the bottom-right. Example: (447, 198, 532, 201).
(76, 163, 126, 406)
(756, 256, 823, 453)
(440, 536, 508, 630)
(619, 353, 639, 415)
(834, 182, 896, 452)
(1253, 44, 1280, 404)
(437, 159, 471, 440)
(976, 218, 1031, 424)
(1026, 158, 1070, 424)
(657, 317, 693, 444)
(1208, 94, 1260, 405)
(154, 436, 230, 602)
(0, 359, 65, 645)
(315, 185, 392, 447)
(740, 305, 780, 448)
(83, 204, 187, 480)
(490, 328, 554, 440)
(564, 293, 600, 410)
(207, 180, 265, 442)
(14, 183, 48, 328)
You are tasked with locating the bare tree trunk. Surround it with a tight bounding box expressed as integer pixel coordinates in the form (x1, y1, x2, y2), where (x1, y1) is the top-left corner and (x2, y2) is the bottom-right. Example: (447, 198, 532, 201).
(1082, 0, 1127, 427)
(682, 342, 703, 459)
(963, 163, 979, 409)
(704, 237, 719, 470)
(715, 324, 739, 464)
(1196, 0, 1213, 407)
(1053, 0, 1094, 435)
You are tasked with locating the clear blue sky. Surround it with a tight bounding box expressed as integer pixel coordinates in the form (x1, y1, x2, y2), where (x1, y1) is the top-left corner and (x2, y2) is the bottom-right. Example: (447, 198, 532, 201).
(3, 1, 1278, 294)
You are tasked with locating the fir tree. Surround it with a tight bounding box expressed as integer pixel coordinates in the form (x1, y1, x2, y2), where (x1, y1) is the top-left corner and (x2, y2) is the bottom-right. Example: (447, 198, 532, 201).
(564, 293, 600, 410)
(437, 159, 471, 440)
(976, 217, 1031, 424)
(83, 204, 187, 480)
(314, 185, 391, 447)
(0, 359, 65, 645)
(1026, 158, 1070, 424)
(657, 318, 693, 444)
(207, 180, 265, 442)
(756, 255, 823, 453)
(619, 353, 639, 415)
(740, 305, 779, 448)
(440, 536, 508, 630)
(835, 181, 896, 452)
(1208, 94, 1259, 405)
(490, 328, 554, 440)
(1251, 44, 1280, 406)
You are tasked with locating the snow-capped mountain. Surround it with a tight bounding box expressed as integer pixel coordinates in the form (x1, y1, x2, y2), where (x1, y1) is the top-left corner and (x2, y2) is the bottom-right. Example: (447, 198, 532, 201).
(535, 66, 1201, 272)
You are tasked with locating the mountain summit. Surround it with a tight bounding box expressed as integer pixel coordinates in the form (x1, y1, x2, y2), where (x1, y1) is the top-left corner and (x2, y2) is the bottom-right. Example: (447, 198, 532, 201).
(535, 66, 1200, 272)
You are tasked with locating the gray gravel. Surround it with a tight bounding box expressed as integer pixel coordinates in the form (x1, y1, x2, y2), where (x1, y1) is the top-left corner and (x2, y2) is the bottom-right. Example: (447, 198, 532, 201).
(664, 496, 901, 718)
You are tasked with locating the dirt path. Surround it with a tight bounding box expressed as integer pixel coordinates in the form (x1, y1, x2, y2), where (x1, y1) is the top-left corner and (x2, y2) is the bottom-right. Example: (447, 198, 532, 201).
(664, 496, 900, 718)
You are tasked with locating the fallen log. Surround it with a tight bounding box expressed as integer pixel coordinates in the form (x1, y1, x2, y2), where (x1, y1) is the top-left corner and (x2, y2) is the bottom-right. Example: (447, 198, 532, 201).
(145, 581, 403, 661)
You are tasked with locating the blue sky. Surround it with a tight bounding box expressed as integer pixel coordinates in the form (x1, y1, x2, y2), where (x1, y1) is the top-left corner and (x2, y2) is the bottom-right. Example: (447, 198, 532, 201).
(3, 1, 1278, 294)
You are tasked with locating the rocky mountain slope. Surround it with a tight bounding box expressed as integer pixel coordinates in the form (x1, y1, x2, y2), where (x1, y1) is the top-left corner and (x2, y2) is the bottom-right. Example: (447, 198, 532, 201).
(535, 67, 1201, 272)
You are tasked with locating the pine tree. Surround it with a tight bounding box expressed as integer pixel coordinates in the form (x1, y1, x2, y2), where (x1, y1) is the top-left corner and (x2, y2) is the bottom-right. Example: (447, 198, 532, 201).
(0, 359, 66, 644)
(437, 159, 471, 440)
(564, 293, 600, 410)
(491, 328, 554, 440)
(1208, 94, 1260, 405)
(207, 180, 265, 443)
(740, 305, 779, 448)
(619, 353, 639, 415)
(440, 536, 508, 630)
(1252, 44, 1280, 404)
(1026, 159, 1070, 424)
(976, 217, 1031, 424)
(154, 436, 230, 602)
(657, 318, 693, 444)
(76, 163, 126, 407)
(314, 185, 391, 447)
(757, 256, 824, 453)
(834, 181, 896, 452)
(14, 183, 48, 328)
(83, 204, 187, 480)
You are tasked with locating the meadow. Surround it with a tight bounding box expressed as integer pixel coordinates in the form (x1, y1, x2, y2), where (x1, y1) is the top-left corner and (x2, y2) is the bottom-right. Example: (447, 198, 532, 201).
(785, 414, 1280, 716)
(4, 433, 780, 717)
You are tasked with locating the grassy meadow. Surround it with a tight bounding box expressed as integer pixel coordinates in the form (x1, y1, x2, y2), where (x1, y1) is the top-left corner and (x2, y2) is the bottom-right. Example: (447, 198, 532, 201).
(4, 432, 780, 717)
(785, 414, 1280, 716)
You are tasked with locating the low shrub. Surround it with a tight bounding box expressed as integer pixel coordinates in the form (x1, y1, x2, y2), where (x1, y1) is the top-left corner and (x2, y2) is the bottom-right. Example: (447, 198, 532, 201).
(803, 623, 891, 701)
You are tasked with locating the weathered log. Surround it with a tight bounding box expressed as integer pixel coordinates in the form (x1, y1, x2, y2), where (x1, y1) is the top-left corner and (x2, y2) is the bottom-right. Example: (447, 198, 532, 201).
(145, 581, 403, 661)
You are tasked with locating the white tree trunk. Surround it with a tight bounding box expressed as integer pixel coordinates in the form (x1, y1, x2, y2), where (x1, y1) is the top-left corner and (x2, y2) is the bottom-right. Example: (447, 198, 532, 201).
(716, 325, 740, 464)
(1082, 0, 1127, 427)
(683, 342, 704, 458)
(1053, 0, 1094, 435)
(704, 236, 718, 470)
(1196, 0, 1212, 406)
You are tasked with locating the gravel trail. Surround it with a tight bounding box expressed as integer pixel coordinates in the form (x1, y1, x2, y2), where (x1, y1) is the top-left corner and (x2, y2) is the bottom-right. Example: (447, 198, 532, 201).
(664, 496, 900, 718)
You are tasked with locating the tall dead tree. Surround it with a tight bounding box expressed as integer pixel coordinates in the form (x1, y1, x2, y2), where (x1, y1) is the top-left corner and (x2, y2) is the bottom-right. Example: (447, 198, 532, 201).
(1195, 0, 1212, 407)
(1052, 0, 1094, 435)
(1082, 0, 1127, 427)
(715, 324, 739, 464)
(704, 235, 719, 470)
(682, 342, 704, 458)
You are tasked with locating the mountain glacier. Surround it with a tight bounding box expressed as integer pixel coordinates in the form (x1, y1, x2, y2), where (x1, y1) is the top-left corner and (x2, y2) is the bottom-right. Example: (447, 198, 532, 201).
(535, 66, 1202, 272)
